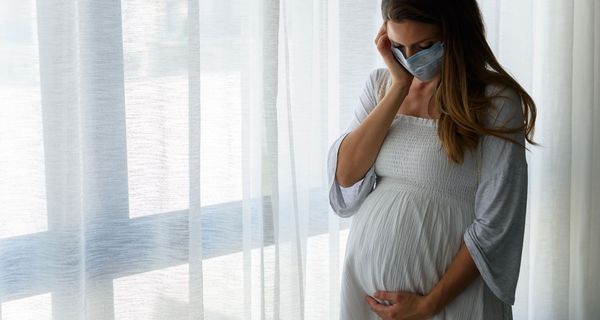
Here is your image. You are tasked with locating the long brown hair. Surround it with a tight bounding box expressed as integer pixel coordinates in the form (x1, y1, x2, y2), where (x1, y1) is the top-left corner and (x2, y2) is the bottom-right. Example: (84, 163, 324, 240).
(381, 0, 538, 164)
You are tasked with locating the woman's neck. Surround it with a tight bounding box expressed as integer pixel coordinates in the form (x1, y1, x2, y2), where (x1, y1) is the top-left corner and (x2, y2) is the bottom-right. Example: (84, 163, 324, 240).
(409, 73, 441, 97)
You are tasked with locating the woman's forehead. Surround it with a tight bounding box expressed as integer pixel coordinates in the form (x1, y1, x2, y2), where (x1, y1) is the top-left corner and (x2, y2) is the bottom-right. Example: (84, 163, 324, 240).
(386, 20, 441, 45)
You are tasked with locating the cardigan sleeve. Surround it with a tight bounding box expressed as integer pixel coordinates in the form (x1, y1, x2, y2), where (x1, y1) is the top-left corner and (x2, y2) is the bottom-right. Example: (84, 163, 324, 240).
(463, 85, 529, 306)
(327, 68, 384, 218)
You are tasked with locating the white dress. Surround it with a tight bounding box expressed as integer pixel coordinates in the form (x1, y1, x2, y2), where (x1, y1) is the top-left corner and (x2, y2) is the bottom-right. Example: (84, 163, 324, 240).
(327, 68, 528, 319)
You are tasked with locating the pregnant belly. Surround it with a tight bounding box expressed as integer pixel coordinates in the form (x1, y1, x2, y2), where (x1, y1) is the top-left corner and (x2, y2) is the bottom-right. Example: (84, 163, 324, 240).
(345, 186, 473, 296)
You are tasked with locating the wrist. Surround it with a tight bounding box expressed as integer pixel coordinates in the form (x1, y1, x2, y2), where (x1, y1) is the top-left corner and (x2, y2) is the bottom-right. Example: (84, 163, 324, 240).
(387, 82, 410, 99)
(421, 290, 442, 317)
(389, 80, 410, 91)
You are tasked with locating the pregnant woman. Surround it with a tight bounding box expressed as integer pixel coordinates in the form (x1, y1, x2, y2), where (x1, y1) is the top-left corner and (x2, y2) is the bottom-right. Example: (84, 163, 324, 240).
(327, 0, 537, 319)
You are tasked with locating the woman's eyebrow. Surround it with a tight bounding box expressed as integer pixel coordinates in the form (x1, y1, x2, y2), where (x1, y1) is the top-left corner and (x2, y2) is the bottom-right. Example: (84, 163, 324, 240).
(391, 38, 435, 46)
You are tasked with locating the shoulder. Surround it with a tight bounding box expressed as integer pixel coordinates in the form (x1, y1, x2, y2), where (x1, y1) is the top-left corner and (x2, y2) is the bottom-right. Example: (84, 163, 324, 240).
(483, 83, 524, 129)
(365, 67, 389, 87)
(371, 67, 389, 79)
(365, 67, 391, 103)
(479, 84, 528, 180)
(484, 83, 521, 103)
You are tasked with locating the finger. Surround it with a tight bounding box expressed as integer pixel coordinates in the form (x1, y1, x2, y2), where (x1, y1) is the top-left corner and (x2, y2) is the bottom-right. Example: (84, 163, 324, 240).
(374, 28, 386, 45)
(366, 296, 392, 314)
(373, 291, 399, 302)
(374, 23, 387, 44)
(367, 295, 384, 305)
(365, 296, 389, 319)
(376, 34, 391, 52)
(379, 33, 390, 46)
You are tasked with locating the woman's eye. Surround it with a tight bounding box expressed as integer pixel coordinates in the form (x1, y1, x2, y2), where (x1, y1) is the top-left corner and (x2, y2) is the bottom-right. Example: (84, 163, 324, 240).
(419, 43, 433, 49)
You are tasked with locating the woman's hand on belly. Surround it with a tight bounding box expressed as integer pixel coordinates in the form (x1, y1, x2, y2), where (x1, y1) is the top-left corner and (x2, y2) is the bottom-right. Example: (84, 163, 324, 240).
(364, 291, 435, 320)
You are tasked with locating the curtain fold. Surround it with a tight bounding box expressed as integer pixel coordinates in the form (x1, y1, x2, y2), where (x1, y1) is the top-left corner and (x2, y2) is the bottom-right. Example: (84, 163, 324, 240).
(0, 0, 598, 319)
(187, 0, 203, 317)
(569, 1, 600, 319)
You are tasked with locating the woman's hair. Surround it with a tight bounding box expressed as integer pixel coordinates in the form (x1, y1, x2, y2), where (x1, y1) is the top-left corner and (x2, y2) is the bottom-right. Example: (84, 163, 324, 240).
(380, 0, 538, 164)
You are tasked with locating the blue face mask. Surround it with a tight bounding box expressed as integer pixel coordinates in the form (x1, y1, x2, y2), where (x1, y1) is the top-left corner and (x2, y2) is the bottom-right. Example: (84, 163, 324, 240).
(391, 41, 444, 82)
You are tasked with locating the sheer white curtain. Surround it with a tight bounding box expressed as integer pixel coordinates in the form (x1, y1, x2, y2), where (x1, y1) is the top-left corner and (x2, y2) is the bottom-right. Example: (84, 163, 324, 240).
(0, 0, 377, 318)
(0, 0, 598, 320)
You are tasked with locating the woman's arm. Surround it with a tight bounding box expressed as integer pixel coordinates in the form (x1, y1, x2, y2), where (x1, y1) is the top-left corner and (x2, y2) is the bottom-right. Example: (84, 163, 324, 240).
(336, 22, 413, 188)
(422, 241, 480, 315)
(336, 82, 408, 187)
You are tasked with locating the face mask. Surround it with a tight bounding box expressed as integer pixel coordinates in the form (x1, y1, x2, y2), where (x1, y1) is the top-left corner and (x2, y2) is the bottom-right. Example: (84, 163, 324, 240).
(391, 41, 444, 82)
